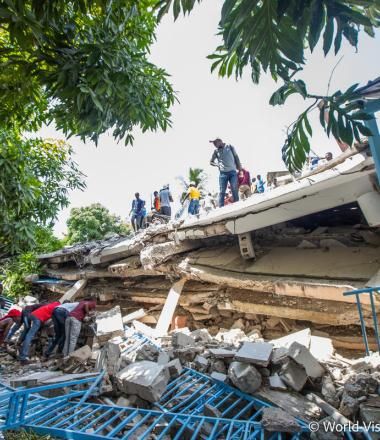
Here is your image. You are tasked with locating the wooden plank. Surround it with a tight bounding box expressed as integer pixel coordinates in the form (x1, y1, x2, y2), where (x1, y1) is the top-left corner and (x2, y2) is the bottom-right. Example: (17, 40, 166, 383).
(155, 279, 186, 337)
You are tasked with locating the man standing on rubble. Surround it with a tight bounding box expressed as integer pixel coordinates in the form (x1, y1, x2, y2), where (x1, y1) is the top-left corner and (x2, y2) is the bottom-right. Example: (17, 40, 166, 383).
(130, 192, 145, 232)
(63, 298, 96, 357)
(209, 138, 242, 207)
(19, 301, 60, 364)
(159, 184, 173, 217)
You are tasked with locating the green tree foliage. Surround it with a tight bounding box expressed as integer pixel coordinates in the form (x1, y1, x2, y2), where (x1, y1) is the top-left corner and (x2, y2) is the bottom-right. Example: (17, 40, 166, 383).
(67, 204, 131, 244)
(1, 226, 64, 299)
(158, 0, 380, 171)
(0, 0, 175, 143)
(0, 132, 85, 257)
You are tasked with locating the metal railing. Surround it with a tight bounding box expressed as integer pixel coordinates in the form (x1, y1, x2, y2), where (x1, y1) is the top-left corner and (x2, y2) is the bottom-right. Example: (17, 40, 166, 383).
(343, 286, 380, 355)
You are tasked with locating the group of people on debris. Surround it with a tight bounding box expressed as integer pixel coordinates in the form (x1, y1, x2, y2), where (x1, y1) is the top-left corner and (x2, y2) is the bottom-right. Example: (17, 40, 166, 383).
(0, 298, 96, 364)
(129, 138, 335, 231)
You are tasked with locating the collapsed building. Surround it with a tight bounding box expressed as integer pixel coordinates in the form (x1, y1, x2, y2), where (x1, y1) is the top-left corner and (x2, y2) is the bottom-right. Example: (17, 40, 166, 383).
(34, 146, 380, 353)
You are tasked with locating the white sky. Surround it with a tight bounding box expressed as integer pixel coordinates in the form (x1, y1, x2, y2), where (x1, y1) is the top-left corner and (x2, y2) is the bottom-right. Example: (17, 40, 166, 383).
(40, 2, 380, 236)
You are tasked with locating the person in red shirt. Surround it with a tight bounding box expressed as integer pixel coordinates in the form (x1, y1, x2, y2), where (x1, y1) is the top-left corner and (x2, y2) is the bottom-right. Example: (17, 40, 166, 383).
(63, 298, 96, 357)
(19, 301, 60, 363)
(238, 168, 252, 200)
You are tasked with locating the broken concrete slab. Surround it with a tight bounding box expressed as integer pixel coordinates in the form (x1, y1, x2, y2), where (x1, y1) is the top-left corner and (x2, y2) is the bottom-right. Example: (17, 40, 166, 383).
(228, 361, 262, 394)
(269, 374, 287, 391)
(209, 348, 236, 359)
(235, 342, 273, 367)
(10, 371, 63, 388)
(194, 355, 209, 371)
(172, 332, 195, 348)
(122, 308, 146, 324)
(271, 328, 311, 349)
(96, 306, 124, 343)
(155, 279, 186, 337)
(271, 347, 289, 365)
(339, 392, 359, 418)
(288, 341, 324, 379)
(310, 335, 334, 362)
(157, 352, 170, 365)
(60, 279, 87, 303)
(261, 407, 301, 433)
(279, 359, 308, 392)
(190, 328, 212, 343)
(116, 361, 169, 403)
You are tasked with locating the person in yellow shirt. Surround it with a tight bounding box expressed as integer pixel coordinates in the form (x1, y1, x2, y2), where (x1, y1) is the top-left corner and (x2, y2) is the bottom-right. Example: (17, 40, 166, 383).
(182, 182, 201, 215)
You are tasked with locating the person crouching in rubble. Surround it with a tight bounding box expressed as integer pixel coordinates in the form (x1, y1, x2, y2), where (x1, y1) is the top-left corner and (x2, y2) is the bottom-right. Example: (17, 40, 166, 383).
(19, 301, 61, 364)
(44, 300, 79, 360)
(63, 297, 96, 357)
(5, 302, 46, 347)
(0, 309, 21, 347)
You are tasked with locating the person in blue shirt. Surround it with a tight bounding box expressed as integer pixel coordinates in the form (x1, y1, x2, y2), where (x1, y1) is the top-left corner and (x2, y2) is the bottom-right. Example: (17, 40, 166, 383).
(130, 193, 145, 232)
(256, 175, 265, 193)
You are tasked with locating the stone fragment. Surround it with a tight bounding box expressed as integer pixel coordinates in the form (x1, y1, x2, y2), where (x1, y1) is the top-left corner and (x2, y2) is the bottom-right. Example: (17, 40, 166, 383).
(322, 375, 339, 407)
(216, 328, 247, 345)
(339, 392, 359, 418)
(190, 328, 212, 343)
(209, 348, 236, 359)
(157, 352, 170, 365)
(69, 345, 92, 363)
(172, 332, 195, 348)
(269, 374, 287, 391)
(116, 361, 169, 403)
(360, 404, 380, 425)
(194, 355, 209, 371)
(344, 373, 379, 397)
(271, 347, 289, 365)
(288, 342, 324, 379)
(96, 306, 124, 343)
(279, 359, 308, 392)
(235, 342, 273, 367)
(135, 344, 160, 362)
(211, 372, 228, 383)
(210, 359, 227, 374)
(228, 361, 262, 394)
(261, 407, 301, 433)
(310, 417, 342, 440)
(165, 359, 183, 378)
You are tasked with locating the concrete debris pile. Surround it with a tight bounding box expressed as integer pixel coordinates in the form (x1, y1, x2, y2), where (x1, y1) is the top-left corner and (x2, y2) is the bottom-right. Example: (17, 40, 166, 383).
(33, 216, 380, 353)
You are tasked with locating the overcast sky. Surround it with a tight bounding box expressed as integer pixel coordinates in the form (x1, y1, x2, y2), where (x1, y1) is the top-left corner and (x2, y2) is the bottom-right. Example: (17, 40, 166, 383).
(40, 2, 380, 236)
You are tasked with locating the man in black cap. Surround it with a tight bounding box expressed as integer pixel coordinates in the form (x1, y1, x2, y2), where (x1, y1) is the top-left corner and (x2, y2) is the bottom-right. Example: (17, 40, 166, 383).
(209, 138, 242, 207)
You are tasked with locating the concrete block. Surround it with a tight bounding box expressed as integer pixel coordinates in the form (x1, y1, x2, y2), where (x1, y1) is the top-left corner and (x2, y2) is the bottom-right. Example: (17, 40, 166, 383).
(165, 358, 183, 378)
(288, 342, 324, 379)
(209, 348, 236, 359)
(310, 335, 334, 362)
(135, 344, 160, 362)
(279, 359, 308, 392)
(235, 342, 273, 367)
(122, 308, 146, 324)
(96, 306, 124, 343)
(194, 355, 209, 371)
(172, 332, 195, 348)
(271, 347, 289, 365)
(210, 372, 228, 383)
(261, 408, 301, 433)
(228, 361, 262, 394)
(190, 329, 212, 343)
(116, 361, 169, 403)
(269, 374, 287, 391)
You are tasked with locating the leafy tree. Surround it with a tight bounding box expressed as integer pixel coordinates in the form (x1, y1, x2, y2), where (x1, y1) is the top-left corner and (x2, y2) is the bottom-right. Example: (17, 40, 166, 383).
(158, 0, 380, 171)
(0, 131, 85, 257)
(0, 0, 175, 144)
(67, 204, 131, 244)
(0, 226, 64, 299)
